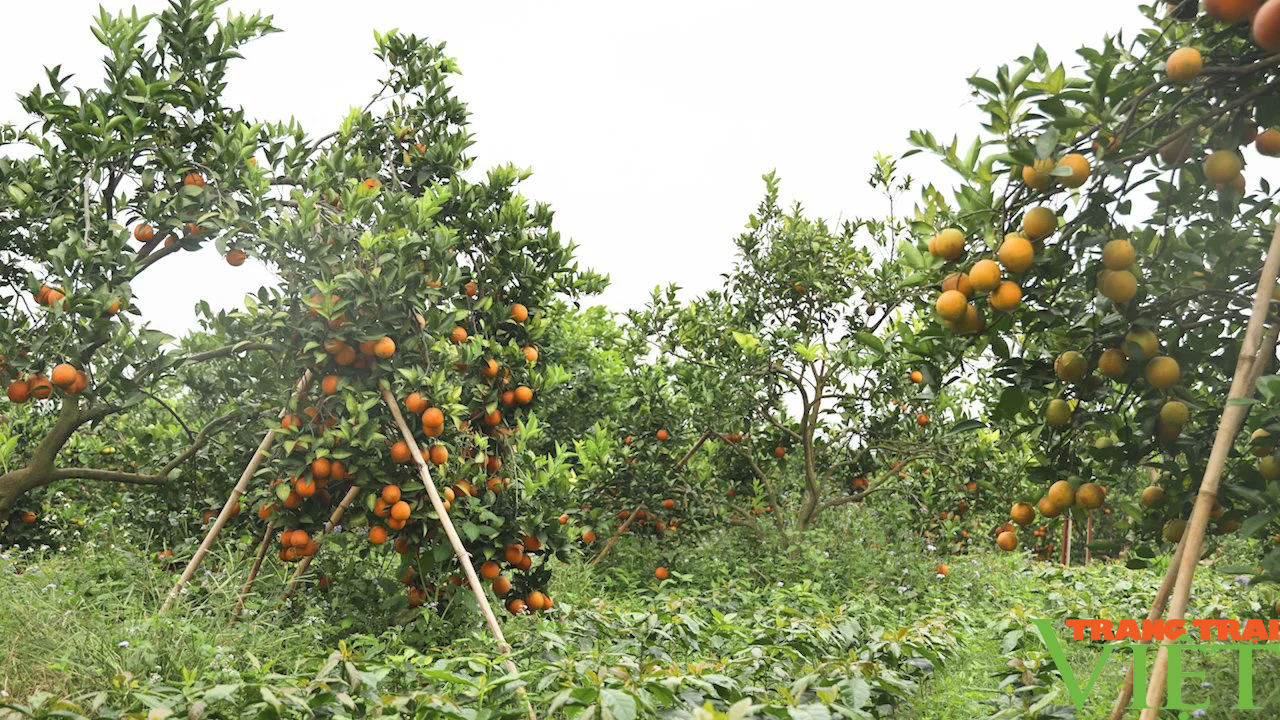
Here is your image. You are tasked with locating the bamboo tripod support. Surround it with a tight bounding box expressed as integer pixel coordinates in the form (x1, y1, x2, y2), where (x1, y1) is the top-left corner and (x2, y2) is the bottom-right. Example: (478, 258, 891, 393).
(377, 383, 535, 720)
(1137, 223, 1280, 719)
(159, 371, 313, 614)
(590, 429, 713, 567)
(282, 485, 361, 600)
(229, 520, 276, 626)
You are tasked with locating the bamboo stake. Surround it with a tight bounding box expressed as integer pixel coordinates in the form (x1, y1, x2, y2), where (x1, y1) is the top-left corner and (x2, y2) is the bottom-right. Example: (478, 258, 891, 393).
(590, 429, 713, 567)
(159, 371, 312, 614)
(1060, 514, 1072, 567)
(1085, 511, 1093, 566)
(591, 506, 643, 566)
(229, 520, 275, 626)
(377, 383, 534, 720)
(1107, 534, 1187, 720)
(1139, 223, 1280, 719)
(281, 485, 361, 600)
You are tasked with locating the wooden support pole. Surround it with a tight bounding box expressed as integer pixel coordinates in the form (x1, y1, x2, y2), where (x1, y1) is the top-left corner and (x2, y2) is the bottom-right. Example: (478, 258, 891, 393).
(1139, 224, 1280, 720)
(1060, 514, 1072, 567)
(159, 371, 312, 614)
(229, 520, 275, 626)
(377, 383, 534, 720)
(591, 506, 643, 566)
(1085, 511, 1093, 566)
(590, 429, 713, 567)
(282, 485, 361, 600)
(1107, 534, 1187, 720)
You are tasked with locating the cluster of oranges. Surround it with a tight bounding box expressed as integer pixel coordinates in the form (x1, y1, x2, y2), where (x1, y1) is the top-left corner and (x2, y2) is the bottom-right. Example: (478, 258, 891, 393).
(6, 362, 88, 403)
(1001, 481, 1107, 552)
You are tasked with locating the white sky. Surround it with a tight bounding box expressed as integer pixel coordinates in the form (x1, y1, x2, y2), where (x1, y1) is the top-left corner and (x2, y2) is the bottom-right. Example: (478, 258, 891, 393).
(1, 1, 1147, 337)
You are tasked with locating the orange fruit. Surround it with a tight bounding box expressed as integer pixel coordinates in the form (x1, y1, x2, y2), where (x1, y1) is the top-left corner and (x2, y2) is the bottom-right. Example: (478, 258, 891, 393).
(941, 272, 973, 299)
(1204, 150, 1243, 184)
(1021, 206, 1056, 240)
(558, 513, 570, 524)
(29, 376, 53, 400)
(374, 336, 396, 359)
(1058, 153, 1091, 188)
(506, 598, 528, 615)
(514, 385, 533, 405)
(998, 235, 1035, 273)
(656, 428, 670, 441)
(382, 485, 402, 504)
(989, 280, 1022, 311)
(225, 249, 246, 266)
(134, 223, 156, 242)
(295, 477, 317, 498)
(1022, 158, 1056, 191)
(655, 566, 670, 580)
(321, 375, 340, 395)
(997, 531, 1018, 551)
(582, 529, 597, 543)
(1102, 239, 1136, 270)
(50, 363, 77, 388)
(1206, 0, 1261, 23)
(480, 560, 501, 580)
(1145, 356, 1181, 389)
(1254, 0, 1280, 50)
(522, 345, 539, 364)
(183, 172, 205, 187)
(527, 591, 548, 611)
(450, 326, 468, 344)
(7, 381, 30, 403)
(369, 526, 388, 544)
(1098, 348, 1128, 379)
(492, 575, 513, 595)
(910, 370, 924, 383)
(311, 457, 331, 479)
(390, 501, 411, 521)
(932, 228, 966, 260)
(935, 290, 969, 321)
(1166, 47, 1204, 83)
(1010, 502, 1035, 526)
(968, 260, 1002, 293)
(429, 444, 449, 466)
(405, 392, 427, 414)
(391, 441, 412, 464)
(1256, 128, 1280, 156)
(510, 303, 529, 323)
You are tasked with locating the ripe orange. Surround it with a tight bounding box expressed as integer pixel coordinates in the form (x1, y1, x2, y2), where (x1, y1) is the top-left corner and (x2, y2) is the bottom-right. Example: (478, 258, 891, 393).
(527, 590, 548, 611)
(510, 303, 529, 323)
(910, 370, 924, 383)
(405, 392, 427, 414)
(29, 376, 53, 400)
(1206, 0, 1261, 23)
(655, 566, 670, 580)
(522, 345, 539, 364)
(1021, 206, 1056, 241)
(1166, 47, 1204, 83)
(7, 381, 30, 404)
(291, 530, 310, 549)
(1102, 239, 1136, 270)
(374, 336, 396, 359)
(369, 526, 388, 544)
(996, 531, 1018, 551)
(282, 490, 303, 509)
(656, 428, 669, 441)
(935, 290, 969, 321)
(382, 485, 401, 504)
(225, 249, 246, 266)
(1048, 480, 1076, 509)
(1145, 356, 1181, 389)
(311, 457, 331, 479)
(998, 235, 1035, 273)
(450, 326, 468, 344)
(295, 477, 317, 498)
(429, 444, 449, 465)
(504, 543, 525, 565)
(1098, 348, 1128, 379)
(391, 441, 412, 464)
(422, 407, 445, 428)
(506, 598, 527, 615)
(1010, 502, 1035, 526)
(1076, 482, 1106, 510)
(989, 280, 1023, 311)
(1058, 153, 1092, 188)
(932, 228, 966, 260)
(941, 272, 973, 299)
(582, 529, 597, 543)
(479, 560, 501, 580)
(1204, 150, 1243, 184)
(514, 385, 533, 405)
(559, 513, 570, 524)
(1257, 129, 1280, 156)
(1022, 158, 1056, 190)
(968, 260, 1002, 293)
(134, 223, 156, 242)
(390, 500, 411, 521)
(936, 564, 950, 576)
(183, 172, 205, 187)
(916, 413, 930, 426)
(1253, 0, 1280, 49)
(774, 446, 786, 458)
(50, 363, 77, 388)
(321, 375, 340, 395)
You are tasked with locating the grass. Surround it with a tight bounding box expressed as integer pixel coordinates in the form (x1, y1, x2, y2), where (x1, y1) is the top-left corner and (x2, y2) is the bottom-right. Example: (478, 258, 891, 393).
(2, 508, 1278, 718)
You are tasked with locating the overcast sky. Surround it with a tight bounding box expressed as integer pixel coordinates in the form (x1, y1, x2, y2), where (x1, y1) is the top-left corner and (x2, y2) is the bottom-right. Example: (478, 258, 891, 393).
(1, 1, 1147, 337)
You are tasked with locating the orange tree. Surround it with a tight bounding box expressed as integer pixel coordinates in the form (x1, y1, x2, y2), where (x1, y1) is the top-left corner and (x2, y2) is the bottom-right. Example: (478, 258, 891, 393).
(217, 28, 605, 614)
(907, 0, 1280, 568)
(625, 171, 980, 545)
(0, 1, 307, 527)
